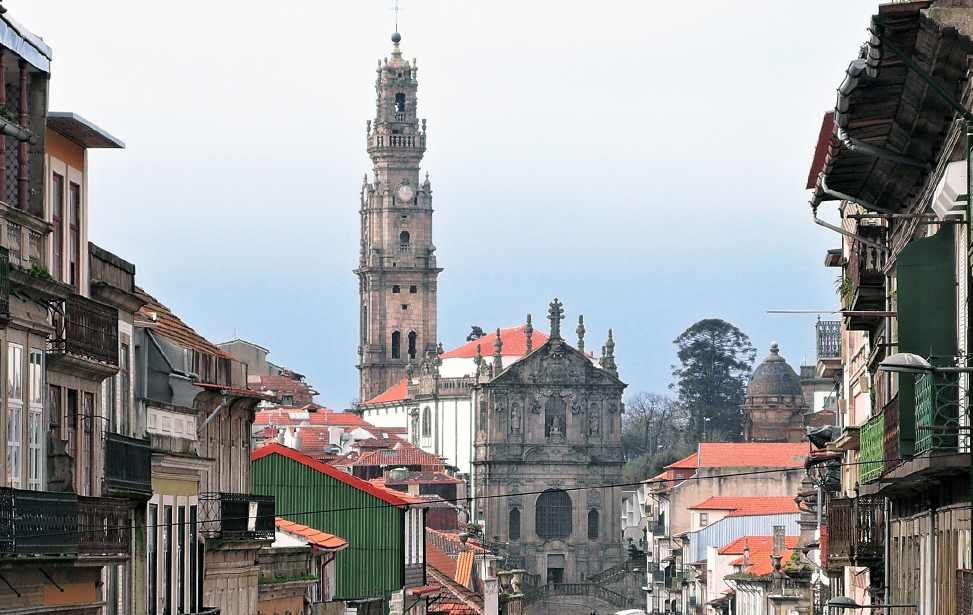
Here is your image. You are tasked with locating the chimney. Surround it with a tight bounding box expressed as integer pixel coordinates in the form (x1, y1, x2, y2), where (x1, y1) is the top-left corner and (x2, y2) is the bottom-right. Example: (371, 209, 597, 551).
(773, 525, 785, 556)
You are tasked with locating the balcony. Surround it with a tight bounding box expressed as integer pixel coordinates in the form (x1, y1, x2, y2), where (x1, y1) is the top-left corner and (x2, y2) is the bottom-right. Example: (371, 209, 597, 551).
(0, 487, 79, 557)
(859, 411, 885, 483)
(827, 495, 885, 568)
(78, 496, 131, 557)
(816, 320, 841, 359)
(845, 225, 886, 330)
(104, 433, 153, 499)
(48, 293, 119, 377)
(199, 492, 275, 541)
(915, 372, 964, 454)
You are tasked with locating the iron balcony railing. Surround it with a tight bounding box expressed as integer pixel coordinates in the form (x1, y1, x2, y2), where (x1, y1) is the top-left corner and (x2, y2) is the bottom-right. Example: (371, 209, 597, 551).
(522, 583, 627, 608)
(199, 492, 275, 540)
(50, 294, 119, 366)
(846, 224, 887, 311)
(78, 496, 131, 556)
(0, 487, 79, 557)
(827, 495, 885, 567)
(915, 372, 963, 454)
(816, 320, 841, 359)
(104, 432, 152, 497)
(0, 245, 9, 318)
(859, 411, 885, 483)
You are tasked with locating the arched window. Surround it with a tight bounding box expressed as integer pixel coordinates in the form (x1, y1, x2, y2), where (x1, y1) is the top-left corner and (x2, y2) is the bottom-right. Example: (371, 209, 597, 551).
(408, 331, 417, 360)
(400, 231, 410, 244)
(391, 331, 401, 359)
(422, 406, 431, 437)
(395, 92, 406, 112)
(587, 509, 599, 540)
(509, 508, 521, 540)
(536, 489, 572, 540)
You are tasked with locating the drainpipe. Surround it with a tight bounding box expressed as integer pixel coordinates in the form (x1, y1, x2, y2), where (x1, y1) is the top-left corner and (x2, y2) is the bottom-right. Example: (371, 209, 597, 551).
(811, 205, 889, 254)
(820, 176, 895, 216)
(146, 330, 198, 380)
(197, 395, 227, 436)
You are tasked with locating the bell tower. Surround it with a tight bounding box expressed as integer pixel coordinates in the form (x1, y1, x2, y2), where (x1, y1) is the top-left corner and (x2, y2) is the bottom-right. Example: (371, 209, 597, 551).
(356, 32, 441, 404)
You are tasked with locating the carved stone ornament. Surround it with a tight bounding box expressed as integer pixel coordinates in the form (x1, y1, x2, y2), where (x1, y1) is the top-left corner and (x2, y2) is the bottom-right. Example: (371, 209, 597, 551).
(528, 393, 543, 414)
(494, 400, 505, 413)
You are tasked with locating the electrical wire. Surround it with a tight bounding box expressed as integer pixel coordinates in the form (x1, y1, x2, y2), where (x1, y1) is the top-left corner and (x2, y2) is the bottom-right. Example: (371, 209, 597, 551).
(17, 456, 912, 540)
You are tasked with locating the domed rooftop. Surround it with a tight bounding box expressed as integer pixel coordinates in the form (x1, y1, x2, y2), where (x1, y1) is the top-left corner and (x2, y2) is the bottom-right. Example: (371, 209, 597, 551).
(745, 342, 805, 401)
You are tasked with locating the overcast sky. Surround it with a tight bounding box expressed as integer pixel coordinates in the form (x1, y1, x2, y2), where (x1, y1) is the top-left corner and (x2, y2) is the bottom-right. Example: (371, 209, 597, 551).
(10, 1, 878, 408)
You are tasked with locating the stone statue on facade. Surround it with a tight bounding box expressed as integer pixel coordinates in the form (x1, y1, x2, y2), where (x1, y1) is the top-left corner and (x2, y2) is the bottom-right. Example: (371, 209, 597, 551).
(510, 405, 522, 433)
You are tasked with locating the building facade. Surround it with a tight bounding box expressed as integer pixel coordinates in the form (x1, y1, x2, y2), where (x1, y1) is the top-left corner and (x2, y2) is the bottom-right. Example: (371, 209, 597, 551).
(741, 343, 808, 443)
(472, 300, 625, 584)
(357, 32, 441, 403)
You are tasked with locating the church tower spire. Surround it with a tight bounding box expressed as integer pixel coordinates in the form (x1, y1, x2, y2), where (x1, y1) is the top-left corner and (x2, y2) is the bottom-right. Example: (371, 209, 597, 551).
(356, 32, 442, 404)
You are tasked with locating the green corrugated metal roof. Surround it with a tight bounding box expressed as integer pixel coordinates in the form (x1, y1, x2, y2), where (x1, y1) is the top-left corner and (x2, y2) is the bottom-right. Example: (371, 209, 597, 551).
(252, 449, 404, 600)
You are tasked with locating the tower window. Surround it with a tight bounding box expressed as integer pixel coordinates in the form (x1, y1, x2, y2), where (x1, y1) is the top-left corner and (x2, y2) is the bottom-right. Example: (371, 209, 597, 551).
(392, 285, 401, 293)
(400, 231, 410, 244)
(402, 304, 408, 310)
(509, 508, 521, 540)
(536, 490, 572, 540)
(408, 331, 417, 359)
(409, 285, 417, 294)
(391, 331, 401, 359)
(422, 406, 431, 437)
(395, 92, 406, 112)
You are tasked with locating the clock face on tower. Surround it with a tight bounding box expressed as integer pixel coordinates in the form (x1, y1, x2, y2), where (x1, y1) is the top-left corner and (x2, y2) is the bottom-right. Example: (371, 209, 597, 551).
(395, 182, 414, 203)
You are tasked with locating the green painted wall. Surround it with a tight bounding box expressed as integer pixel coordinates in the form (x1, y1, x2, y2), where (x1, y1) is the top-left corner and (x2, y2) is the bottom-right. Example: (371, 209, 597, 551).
(252, 453, 404, 600)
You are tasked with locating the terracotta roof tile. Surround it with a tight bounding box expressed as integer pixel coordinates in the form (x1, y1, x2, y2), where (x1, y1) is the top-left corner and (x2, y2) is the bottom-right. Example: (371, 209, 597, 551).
(427, 565, 483, 615)
(362, 378, 412, 406)
(454, 550, 475, 587)
(426, 528, 488, 555)
(441, 326, 549, 359)
(254, 407, 367, 427)
(664, 453, 699, 470)
(386, 472, 463, 486)
(426, 542, 457, 578)
(275, 517, 348, 550)
(719, 535, 799, 555)
(689, 497, 800, 517)
(353, 446, 445, 468)
(697, 443, 808, 468)
(136, 287, 237, 361)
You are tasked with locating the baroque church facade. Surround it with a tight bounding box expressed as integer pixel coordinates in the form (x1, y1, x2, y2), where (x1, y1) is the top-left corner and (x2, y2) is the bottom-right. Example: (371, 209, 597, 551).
(472, 301, 626, 583)
(355, 35, 627, 583)
(356, 32, 441, 404)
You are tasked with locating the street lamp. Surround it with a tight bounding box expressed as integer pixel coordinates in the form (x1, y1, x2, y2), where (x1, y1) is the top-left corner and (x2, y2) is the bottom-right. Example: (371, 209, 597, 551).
(826, 596, 915, 611)
(878, 352, 973, 374)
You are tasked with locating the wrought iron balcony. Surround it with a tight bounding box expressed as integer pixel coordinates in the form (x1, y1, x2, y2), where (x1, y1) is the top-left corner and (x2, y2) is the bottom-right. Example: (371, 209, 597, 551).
(49, 293, 119, 367)
(78, 496, 131, 556)
(827, 495, 885, 568)
(859, 410, 885, 483)
(915, 372, 963, 454)
(816, 320, 841, 359)
(0, 487, 79, 557)
(199, 492, 275, 541)
(846, 225, 886, 312)
(104, 432, 152, 498)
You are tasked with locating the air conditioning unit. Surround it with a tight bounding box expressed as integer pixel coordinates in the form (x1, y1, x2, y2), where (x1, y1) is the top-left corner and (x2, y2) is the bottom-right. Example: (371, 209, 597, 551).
(932, 161, 968, 220)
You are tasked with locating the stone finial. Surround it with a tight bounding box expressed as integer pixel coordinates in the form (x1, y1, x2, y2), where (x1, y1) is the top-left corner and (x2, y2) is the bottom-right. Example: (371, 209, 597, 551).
(405, 362, 414, 378)
(548, 298, 565, 340)
(576, 315, 586, 354)
(474, 344, 482, 367)
(525, 314, 533, 354)
(437, 342, 445, 356)
(601, 329, 618, 376)
(366, 120, 372, 134)
(493, 328, 504, 372)
(422, 118, 427, 132)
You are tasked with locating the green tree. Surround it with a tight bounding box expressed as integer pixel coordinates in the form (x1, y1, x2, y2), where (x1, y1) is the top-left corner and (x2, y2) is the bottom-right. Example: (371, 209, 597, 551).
(466, 326, 487, 342)
(621, 392, 685, 460)
(671, 319, 755, 443)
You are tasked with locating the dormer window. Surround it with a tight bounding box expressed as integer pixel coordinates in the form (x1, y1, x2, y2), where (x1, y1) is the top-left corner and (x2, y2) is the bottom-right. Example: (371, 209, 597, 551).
(395, 93, 406, 113)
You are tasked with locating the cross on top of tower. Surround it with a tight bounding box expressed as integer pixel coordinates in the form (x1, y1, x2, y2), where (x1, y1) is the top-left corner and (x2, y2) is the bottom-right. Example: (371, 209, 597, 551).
(548, 298, 565, 340)
(390, 0, 403, 44)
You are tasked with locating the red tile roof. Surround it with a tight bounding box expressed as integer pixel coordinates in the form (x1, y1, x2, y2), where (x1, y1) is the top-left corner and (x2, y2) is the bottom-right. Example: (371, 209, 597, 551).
(136, 287, 237, 361)
(426, 542, 457, 578)
(354, 446, 445, 469)
(427, 564, 483, 615)
(441, 326, 549, 359)
(386, 472, 463, 486)
(719, 535, 799, 555)
(665, 453, 699, 470)
(689, 497, 800, 517)
(697, 443, 808, 468)
(252, 443, 414, 507)
(275, 518, 348, 550)
(254, 407, 368, 427)
(426, 528, 488, 555)
(361, 378, 413, 406)
(454, 550, 475, 587)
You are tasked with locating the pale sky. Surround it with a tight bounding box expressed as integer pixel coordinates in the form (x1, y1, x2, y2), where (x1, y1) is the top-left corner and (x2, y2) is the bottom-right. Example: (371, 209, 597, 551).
(9, 1, 878, 408)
